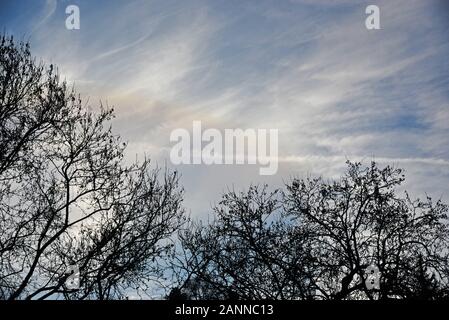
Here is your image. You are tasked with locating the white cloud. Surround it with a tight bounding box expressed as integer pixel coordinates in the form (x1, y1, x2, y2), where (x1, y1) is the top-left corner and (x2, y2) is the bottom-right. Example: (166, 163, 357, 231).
(21, 0, 449, 213)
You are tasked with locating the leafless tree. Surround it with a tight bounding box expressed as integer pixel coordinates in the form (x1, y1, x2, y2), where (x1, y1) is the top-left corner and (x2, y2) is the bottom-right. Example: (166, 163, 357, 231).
(0, 35, 185, 300)
(173, 162, 449, 300)
(172, 186, 316, 300)
(284, 161, 449, 300)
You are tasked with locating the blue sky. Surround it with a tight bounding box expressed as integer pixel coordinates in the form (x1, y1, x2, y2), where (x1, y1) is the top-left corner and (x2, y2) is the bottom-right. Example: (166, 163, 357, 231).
(1, 0, 449, 216)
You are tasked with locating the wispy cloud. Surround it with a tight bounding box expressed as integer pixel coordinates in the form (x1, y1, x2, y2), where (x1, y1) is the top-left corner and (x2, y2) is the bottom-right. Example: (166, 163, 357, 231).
(31, 0, 57, 34)
(2, 0, 448, 215)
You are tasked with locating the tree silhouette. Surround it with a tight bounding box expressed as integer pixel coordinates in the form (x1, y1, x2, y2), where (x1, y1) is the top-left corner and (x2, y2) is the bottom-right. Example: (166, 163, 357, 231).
(2, 35, 448, 301)
(173, 162, 449, 300)
(0, 35, 185, 300)
(172, 186, 321, 300)
(284, 161, 449, 299)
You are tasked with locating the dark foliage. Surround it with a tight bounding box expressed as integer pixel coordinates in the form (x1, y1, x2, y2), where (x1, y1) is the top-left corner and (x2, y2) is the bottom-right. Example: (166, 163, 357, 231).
(2, 35, 448, 301)
(173, 162, 449, 300)
(0, 35, 185, 300)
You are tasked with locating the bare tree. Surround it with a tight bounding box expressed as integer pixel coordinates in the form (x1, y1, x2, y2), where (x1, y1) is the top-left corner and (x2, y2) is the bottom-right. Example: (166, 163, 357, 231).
(172, 186, 315, 300)
(0, 35, 185, 300)
(284, 161, 449, 300)
(4, 34, 447, 301)
(0, 35, 66, 177)
(173, 162, 449, 300)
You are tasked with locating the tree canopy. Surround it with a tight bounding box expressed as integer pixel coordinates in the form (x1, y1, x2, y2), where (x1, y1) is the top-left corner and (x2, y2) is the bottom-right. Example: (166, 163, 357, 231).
(0, 34, 185, 300)
(172, 162, 449, 300)
(1, 35, 448, 301)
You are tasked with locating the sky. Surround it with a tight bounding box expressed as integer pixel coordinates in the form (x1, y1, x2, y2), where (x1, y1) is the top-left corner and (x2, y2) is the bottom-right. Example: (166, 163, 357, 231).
(1, 0, 449, 217)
